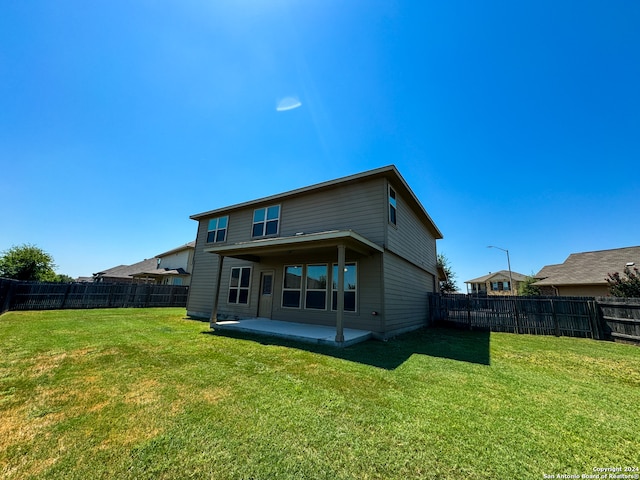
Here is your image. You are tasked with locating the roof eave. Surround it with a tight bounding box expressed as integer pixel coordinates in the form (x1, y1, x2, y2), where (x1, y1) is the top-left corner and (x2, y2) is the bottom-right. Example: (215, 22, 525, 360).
(189, 165, 443, 239)
(203, 230, 384, 259)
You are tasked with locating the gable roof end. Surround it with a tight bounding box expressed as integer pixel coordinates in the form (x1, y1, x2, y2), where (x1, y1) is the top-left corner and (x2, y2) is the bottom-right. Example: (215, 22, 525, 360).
(465, 270, 529, 284)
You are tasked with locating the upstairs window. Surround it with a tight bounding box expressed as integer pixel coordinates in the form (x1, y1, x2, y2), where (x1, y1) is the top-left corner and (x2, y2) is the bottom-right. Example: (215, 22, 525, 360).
(207, 216, 228, 243)
(490, 281, 510, 291)
(252, 205, 280, 237)
(389, 187, 397, 226)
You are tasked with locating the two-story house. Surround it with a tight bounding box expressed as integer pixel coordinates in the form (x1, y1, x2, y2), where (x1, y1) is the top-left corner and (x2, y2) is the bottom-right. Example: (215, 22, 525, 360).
(465, 270, 528, 296)
(187, 165, 443, 341)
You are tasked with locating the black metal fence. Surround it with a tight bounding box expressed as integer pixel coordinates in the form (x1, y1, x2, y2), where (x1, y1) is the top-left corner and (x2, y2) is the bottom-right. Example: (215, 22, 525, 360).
(0, 278, 189, 314)
(428, 294, 640, 345)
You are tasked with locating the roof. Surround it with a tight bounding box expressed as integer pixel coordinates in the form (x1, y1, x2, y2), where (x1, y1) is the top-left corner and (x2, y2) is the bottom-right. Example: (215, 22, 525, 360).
(93, 258, 158, 279)
(156, 241, 196, 258)
(534, 246, 640, 286)
(132, 268, 189, 278)
(190, 165, 443, 239)
(465, 270, 529, 284)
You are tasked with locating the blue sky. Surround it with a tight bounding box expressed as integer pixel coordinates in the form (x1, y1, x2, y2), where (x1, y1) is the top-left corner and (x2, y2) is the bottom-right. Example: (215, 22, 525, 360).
(1, 0, 639, 288)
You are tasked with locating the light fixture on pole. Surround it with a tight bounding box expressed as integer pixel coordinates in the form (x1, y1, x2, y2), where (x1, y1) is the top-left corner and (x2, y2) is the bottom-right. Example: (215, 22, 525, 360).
(488, 245, 514, 295)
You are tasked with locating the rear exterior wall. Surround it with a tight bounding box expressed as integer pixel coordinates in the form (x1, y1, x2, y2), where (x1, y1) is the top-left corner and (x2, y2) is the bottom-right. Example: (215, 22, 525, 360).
(187, 177, 387, 320)
(382, 178, 439, 336)
(382, 252, 435, 337)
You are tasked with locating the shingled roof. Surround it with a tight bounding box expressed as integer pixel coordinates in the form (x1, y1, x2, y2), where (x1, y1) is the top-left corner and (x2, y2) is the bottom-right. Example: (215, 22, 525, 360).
(93, 258, 159, 280)
(534, 246, 640, 286)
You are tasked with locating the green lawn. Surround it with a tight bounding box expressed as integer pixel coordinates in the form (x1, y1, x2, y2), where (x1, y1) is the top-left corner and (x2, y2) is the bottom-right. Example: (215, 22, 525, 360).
(1, 308, 638, 479)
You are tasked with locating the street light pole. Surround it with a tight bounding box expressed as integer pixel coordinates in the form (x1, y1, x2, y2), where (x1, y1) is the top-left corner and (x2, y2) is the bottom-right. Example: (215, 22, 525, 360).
(488, 245, 514, 295)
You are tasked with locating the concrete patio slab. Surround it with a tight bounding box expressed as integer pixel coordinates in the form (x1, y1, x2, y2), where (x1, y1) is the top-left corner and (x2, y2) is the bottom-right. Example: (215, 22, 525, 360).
(212, 318, 372, 347)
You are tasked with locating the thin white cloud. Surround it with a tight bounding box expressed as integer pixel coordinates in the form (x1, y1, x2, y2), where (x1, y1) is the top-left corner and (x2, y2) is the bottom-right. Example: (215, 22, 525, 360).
(276, 96, 302, 111)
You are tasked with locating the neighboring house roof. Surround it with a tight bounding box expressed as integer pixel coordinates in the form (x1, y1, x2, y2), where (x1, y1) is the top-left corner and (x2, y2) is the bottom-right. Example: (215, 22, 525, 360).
(93, 258, 159, 279)
(156, 241, 196, 258)
(190, 165, 443, 240)
(465, 270, 529, 284)
(132, 268, 189, 278)
(534, 246, 640, 286)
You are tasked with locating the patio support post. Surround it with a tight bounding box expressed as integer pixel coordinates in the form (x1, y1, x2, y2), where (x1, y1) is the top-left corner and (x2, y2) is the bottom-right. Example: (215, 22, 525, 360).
(211, 255, 225, 324)
(335, 244, 346, 343)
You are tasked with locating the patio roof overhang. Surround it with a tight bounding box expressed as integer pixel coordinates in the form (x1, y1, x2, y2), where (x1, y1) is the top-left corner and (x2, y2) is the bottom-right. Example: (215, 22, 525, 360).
(204, 230, 383, 344)
(203, 230, 384, 262)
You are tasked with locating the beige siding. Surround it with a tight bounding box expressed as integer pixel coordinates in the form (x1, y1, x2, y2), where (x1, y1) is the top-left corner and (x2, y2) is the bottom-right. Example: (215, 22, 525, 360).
(188, 174, 440, 338)
(215, 257, 262, 319)
(278, 180, 387, 244)
(265, 253, 384, 334)
(383, 252, 435, 336)
(189, 177, 388, 320)
(557, 285, 609, 297)
(187, 220, 219, 317)
(189, 245, 385, 332)
(386, 181, 438, 278)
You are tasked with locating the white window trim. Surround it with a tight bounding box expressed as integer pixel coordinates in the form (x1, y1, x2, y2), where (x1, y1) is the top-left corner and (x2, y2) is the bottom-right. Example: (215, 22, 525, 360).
(304, 264, 328, 310)
(228, 266, 252, 305)
(388, 186, 397, 226)
(252, 204, 281, 238)
(331, 262, 358, 313)
(207, 216, 229, 243)
(282, 265, 303, 309)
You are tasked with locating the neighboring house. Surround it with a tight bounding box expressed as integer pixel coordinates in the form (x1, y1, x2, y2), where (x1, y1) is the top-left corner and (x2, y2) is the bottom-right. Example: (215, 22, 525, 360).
(131, 241, 195, 286)
(534, 246, 640, 296)
(465, 270, 528, 296)
(93, 258, 159, 284)
(187, 165, 443, 341)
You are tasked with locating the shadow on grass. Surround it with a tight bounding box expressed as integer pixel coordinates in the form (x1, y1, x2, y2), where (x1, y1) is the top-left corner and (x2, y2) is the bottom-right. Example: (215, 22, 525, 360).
(203, 326, 490, 370)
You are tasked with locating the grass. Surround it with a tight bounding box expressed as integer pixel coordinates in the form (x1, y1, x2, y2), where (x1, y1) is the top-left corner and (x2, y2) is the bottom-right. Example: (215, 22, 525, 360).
(1, 308, 639, 479)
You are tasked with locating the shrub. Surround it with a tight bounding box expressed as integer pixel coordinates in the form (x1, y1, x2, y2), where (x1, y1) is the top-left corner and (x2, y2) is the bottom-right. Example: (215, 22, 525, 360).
(606, 266, 640, 298)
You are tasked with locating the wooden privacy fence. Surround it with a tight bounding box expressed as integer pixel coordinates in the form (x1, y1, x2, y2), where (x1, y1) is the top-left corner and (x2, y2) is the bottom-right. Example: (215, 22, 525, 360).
(428, 294, 640, 344)
(596, 297, 640, 344)
(0, 278, 189, 313)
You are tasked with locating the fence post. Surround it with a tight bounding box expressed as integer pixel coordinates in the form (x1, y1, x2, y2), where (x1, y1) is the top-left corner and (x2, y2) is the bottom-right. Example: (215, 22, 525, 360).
(587, 300, 601, 340)
(513, 297, 521, 334)
(107, 286, 114, 308)
(145, 284, 152, 307)
(1, 280, 17, 313)
(551, 299, 560, 337)
(60, 283, 73, 309)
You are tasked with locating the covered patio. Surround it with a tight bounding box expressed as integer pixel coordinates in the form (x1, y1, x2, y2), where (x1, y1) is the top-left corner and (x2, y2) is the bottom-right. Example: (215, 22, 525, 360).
(204, 229, 384, 344)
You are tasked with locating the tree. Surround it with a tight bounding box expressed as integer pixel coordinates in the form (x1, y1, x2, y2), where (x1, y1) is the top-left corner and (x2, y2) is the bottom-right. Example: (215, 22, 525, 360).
(0, 244, 58, 281)
(606, 266, 640, 298)
(518, 275, 541, 296)
(54, 274, 76, 283)
(437, 253, 459, 293)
